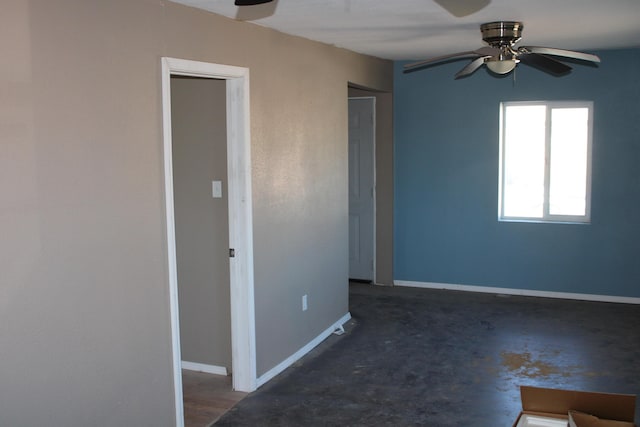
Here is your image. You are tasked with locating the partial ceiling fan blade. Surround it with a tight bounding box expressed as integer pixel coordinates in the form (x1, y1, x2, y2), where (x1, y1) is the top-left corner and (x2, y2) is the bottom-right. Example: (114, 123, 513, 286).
(518, 52, 572, 76)
(235, 0, 272, 5)
(455, 56, 488, 79)
(433, 0, 491, 17)
(404, 46, 498, 73)
(521, 46, 600, 63)
(235, 0, 278, 20)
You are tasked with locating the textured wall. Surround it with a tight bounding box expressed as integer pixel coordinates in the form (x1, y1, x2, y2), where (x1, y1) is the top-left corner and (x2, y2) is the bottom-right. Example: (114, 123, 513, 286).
(0, 0, 392, 425)
(394, 48, 640, 297)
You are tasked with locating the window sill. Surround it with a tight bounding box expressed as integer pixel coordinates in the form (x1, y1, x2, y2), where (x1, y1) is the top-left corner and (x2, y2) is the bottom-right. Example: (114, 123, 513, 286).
(499, 218, 590, 225)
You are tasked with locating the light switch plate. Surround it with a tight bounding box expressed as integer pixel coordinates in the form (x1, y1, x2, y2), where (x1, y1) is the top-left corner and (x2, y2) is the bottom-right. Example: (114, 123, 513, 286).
(212, 181, 223, 198)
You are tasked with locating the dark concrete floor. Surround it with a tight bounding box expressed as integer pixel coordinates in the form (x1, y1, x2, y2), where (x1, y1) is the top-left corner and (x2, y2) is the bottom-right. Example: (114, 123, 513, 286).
(215, 283, 640, 426)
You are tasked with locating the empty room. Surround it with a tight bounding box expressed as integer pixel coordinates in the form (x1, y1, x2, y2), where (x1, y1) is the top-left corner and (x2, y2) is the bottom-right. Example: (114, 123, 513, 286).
(2, 1, 639, 426)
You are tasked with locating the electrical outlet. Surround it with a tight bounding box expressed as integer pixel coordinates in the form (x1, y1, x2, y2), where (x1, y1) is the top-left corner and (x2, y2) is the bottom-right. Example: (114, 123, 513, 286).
(302, 294, 308, 311)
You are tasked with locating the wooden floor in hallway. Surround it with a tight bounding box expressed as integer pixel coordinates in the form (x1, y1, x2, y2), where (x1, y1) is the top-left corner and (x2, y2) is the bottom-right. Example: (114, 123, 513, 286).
(182, 370, 247, 427)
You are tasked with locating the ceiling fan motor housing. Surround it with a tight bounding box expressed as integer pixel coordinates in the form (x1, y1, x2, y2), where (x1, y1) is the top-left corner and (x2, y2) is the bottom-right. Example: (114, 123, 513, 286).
(481, 21, 523, 47)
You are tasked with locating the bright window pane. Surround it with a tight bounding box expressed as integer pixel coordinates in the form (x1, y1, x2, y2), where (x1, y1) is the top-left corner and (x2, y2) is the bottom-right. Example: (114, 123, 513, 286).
(502, 105, 546, 218)
(549, 108, 589, 216)
(500, 101, 592, 223)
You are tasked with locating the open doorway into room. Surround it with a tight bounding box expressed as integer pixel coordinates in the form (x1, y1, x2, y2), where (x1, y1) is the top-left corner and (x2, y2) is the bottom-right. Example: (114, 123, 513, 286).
(161, 58, 256, 427)
(170, 75, 245, 425)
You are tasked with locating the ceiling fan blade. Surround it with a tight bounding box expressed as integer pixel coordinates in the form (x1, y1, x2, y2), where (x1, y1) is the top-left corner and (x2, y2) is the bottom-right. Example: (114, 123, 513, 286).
(521, 46, 600, 63)
(404, 46, 498, 73)
(235, 0, 277, 20)
(433, 0, 491, 17)
(518, 52, 572, 76)
(235, 0, 272, 5)
(455, 56, 488, 79)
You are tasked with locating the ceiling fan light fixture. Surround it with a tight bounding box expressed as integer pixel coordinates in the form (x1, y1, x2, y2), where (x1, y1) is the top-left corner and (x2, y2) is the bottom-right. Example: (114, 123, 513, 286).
(486, 58, 517, 75)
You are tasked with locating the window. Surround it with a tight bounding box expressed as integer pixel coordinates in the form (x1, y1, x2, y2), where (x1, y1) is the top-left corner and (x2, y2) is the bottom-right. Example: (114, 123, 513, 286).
(499, 101, 593, 223)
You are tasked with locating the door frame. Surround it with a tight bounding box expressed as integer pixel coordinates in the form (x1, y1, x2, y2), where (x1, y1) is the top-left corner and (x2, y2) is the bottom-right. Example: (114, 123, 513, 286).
(348, 96, 376, 283)
(161, 57, 257, 426)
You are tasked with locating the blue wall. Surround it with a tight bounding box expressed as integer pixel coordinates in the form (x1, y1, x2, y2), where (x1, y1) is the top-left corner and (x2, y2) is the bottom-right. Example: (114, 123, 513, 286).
(394, 48, 640, 297)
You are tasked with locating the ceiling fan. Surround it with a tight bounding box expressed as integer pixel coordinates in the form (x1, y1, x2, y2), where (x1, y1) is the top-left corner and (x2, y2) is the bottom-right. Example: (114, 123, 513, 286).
(233, 0, 489, 22)
(236, 0, 488, 15)
(404, 21, 601, 78)
(433, 0, 491, 17)
(234, 0, 273, 5)
(234, 0, 276, 20)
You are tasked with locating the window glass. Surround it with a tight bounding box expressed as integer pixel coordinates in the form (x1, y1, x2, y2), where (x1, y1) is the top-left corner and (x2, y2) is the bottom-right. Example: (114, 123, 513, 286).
(502, 105, 546, 218)
(549, 108, 589, 216)
(499, 101, 592, 223)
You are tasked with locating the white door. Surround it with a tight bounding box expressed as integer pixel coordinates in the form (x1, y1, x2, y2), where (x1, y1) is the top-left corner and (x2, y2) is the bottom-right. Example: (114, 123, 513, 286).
(348, 97, 375, 281)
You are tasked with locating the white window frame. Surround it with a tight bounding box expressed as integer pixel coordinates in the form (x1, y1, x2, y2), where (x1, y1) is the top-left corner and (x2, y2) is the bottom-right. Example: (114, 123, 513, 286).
(498, 100, 593, 224)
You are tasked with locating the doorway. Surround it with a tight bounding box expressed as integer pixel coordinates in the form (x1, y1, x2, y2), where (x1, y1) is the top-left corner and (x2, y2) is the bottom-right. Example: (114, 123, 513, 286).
(348, 97, 376, 283)
(171, 76, 231, 378)
(161, 58, 257, 427)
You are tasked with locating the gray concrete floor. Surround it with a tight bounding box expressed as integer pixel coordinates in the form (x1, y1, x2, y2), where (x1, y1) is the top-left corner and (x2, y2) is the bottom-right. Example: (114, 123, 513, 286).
(215, 283, 640, 426)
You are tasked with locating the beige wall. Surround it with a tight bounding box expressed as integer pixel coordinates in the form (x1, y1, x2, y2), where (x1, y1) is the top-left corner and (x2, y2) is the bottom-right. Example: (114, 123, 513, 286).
(171, 77, 231, 369)
(0, 0, 393, 425)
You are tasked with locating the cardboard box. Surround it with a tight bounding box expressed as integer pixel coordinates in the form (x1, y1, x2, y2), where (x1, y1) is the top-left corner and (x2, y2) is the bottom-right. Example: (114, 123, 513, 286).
(513, 386, 637, 427)
(569, 410, 635, 427)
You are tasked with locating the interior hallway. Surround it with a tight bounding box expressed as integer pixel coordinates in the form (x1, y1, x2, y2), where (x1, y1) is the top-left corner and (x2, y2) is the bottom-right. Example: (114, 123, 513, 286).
(212, 282, 640, 426)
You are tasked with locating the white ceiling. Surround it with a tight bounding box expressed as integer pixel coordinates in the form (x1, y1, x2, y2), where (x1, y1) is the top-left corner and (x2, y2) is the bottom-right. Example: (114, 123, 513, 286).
(171, 0, 640, 61)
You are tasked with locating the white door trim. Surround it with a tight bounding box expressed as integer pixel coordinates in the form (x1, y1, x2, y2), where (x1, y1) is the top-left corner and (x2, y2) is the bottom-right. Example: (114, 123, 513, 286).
(161, 57, 257, 427)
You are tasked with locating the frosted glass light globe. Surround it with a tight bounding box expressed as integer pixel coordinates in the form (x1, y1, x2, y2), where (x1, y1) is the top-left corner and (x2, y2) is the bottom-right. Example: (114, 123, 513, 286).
(486, 59, 517, 74)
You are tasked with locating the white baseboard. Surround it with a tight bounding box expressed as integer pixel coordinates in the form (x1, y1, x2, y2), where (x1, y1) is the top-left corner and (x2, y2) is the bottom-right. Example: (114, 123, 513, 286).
(394, 280, 640, 305)
(256, 312, 352, 388)
(181, 361, 228, 376)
